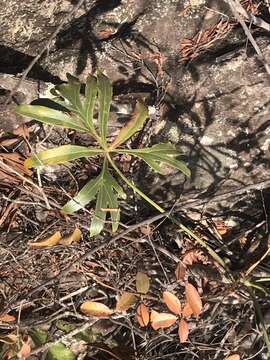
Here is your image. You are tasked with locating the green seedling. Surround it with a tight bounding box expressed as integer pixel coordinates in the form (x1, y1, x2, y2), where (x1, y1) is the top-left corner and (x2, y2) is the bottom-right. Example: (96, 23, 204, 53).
(16, 72, 190, 236)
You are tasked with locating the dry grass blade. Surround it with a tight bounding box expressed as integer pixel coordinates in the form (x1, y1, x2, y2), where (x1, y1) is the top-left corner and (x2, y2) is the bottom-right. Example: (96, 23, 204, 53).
(163, 291, 181, 315)
(28, 231, 62, 248)
(116, 292, 137, 311)
(150, 311, 177, 330)
(80, 301, 113, 317)
(178, 319, 189, 343)
(136, 303, 150, 327)
(136, 272, 150, 294)
(185, 282, 203, 318)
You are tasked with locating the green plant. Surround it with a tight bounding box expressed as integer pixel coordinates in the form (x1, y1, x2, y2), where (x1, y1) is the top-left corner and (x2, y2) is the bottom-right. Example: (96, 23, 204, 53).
(16, 71, 190, 236)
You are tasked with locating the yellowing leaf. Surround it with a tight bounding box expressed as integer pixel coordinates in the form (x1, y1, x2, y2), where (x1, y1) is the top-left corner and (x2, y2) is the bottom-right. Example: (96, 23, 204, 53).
(0, 314, 16, 322)
(136, 304, 150, 327)
(136, 272, 150, 294)
(225, 355, 240, 360)
(59, 227, 81, 245)
(150, 311, 177, 330)
(116, 292, 137, 312)
(185, 283, 202, 318)
(110, 101, 148, 149)
(80, 301, 113, 317)
(182, 303, 193, 318)
(163, 291, 181, 315)
(178, 319, 189, 343)
(17, 337, 31, 359)
(28, 231, 61, 248)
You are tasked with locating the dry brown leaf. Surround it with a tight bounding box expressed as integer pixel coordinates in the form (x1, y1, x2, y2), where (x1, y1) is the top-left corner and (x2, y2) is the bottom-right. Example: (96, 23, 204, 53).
(182, 302, 193, 318)
(116, 292, 137, 312)
(80, 301, 113, 317)
(59, 227, 81, 245)
(17, 337, 31, 359)
(224, 355, 240, 360)
(0, 314, 16, 322)
(136, 303, 150, 327)
(150, 311, 177, 330)
(185, 282, 202, 318)
(28, 231, 62, 248)
(178, 319, 189, 343)
(182, 250, 204, 266)
(13, 124, 29, 139)
(175, 262, 186, 280)
(0, 138, 19, 147)
(0, 334, 18, 344)
(136, 272, 150, 294)
(163, 291, 181, 315)
(140, 225, 152, 236)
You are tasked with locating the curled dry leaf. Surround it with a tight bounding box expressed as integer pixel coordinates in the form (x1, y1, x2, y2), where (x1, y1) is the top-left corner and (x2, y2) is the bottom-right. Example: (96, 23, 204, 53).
(163, 291, 181, 315)
(136, 272, 150, 294)
(0, 314, 16, 322)
(225, 355, 240, 360)
(178, 319, 189, 343)
(150, 310, 177, 330)
(28, 231, 61, 248)
(136, 303, 150, 327)
(80, 301, 113, 317)
(116, 292, 137, 312)
(59, 227, 81, 245)
(185, 282, 202, 318)
(17, 337, 31, 359)
(182, 303, 193, 318)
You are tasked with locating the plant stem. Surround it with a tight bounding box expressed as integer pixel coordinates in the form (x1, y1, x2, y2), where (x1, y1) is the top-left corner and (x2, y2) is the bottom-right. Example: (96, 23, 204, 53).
(107, 154, 227, 269)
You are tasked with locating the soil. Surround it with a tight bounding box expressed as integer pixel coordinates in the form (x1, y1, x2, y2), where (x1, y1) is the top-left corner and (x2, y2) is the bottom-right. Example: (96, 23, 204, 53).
(0, 0, 270, 359)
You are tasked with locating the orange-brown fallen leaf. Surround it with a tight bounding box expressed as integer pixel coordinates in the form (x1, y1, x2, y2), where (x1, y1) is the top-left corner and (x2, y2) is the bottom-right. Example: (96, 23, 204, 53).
(80, 301, 113, 317)
(178, 319, 189, 343)
(136, 272, 150, 294)
(28, 231, 61, 248)
(0, 314, 16, 322)
(182, 303, 193, 318)
(163, 291, 181, 316)
(59, 227, 81, 245)
(225, 355, 240, 360)
(136, 303, 150, 327)
(185, 282, 202, 318)
(150, 310, 177, 330)
(116, 292, 137, 312)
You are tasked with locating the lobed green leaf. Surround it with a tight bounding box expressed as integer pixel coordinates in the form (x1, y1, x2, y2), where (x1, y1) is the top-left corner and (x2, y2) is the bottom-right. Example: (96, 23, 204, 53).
(55, 74, 83, 114)
(16, 104, 88, 132)
(97, 71, 112, 145)
(62, 175, 103, 214)
(84, 74, 98, 134)
(25, 145, 104, 168)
